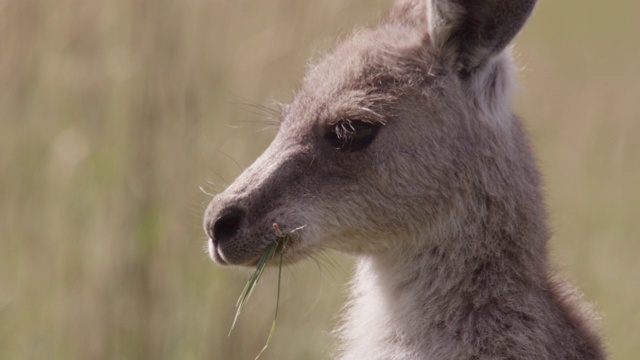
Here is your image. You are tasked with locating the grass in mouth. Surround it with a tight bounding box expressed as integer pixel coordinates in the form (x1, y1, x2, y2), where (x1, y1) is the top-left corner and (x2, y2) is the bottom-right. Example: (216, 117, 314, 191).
(229, 223, 304, 359)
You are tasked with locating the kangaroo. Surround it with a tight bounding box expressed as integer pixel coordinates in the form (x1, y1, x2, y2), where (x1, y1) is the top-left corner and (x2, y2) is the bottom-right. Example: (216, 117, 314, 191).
(204, 0, 605, 359)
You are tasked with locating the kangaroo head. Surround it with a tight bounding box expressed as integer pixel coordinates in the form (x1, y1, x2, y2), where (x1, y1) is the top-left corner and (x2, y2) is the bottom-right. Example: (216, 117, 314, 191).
(204, 0, 537, 266)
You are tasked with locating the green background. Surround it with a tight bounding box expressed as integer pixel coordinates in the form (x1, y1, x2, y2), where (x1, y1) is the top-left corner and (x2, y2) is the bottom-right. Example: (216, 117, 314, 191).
(1, 0, 638, 359)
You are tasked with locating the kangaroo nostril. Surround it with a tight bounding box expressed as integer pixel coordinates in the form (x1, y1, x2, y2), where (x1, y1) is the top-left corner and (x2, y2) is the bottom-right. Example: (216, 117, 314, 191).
(212, 209, 244, 244)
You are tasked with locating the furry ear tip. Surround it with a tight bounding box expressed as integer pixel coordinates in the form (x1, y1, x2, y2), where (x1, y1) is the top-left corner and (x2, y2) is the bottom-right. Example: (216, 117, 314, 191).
(426, 0, 537, 75)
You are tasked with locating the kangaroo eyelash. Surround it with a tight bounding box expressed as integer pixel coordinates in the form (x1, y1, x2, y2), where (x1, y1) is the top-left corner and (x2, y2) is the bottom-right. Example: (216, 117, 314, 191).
(325, 119, 381, 152)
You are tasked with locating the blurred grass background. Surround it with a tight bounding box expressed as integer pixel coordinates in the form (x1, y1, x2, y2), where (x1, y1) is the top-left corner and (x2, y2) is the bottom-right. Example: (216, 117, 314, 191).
(1, 0, 638, 359)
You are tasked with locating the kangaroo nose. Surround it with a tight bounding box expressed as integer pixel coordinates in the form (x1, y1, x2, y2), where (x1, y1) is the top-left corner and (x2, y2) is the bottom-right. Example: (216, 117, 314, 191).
(211, 208, 244, 244)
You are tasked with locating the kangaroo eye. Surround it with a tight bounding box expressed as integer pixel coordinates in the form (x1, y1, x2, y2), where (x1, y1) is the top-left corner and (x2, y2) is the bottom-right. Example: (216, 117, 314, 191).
(326, 119, 380, 152)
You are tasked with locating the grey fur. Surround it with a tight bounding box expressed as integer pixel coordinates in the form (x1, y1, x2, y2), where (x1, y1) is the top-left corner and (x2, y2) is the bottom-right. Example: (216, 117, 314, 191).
(204, 0, 605, 359)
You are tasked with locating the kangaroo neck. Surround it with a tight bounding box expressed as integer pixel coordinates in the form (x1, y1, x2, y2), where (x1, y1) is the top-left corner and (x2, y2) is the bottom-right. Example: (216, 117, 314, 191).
(339, 222, 551, 360)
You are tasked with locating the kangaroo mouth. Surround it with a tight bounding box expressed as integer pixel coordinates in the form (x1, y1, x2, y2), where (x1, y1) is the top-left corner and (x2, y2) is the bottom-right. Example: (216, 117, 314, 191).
(207, 239, 275, 267)
(208, 240, 229, 265)
(207, 224, 305, 267)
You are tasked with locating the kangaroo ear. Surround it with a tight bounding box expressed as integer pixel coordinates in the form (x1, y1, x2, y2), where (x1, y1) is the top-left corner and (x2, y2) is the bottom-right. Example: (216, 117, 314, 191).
(427, 0, 536, 76)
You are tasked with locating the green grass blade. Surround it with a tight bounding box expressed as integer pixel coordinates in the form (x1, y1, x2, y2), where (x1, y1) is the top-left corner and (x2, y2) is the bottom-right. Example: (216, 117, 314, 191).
(228, 224, 303, 358)
(255, 236, 287, 359)
(229, 241, 278, 335)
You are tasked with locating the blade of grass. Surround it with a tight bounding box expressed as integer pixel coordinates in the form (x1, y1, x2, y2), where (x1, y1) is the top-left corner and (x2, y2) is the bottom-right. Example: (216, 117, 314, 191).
(255, 228, 287, 359)
(228, 224, 305, 358)
(229, 242, 277, 334)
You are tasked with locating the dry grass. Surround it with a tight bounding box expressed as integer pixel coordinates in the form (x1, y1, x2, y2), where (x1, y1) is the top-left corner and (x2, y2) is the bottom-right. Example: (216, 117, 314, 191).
(1, 0, 638, 359)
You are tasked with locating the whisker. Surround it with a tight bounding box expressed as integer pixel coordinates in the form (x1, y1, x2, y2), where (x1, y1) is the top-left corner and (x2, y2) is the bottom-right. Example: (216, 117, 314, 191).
(199, 186, 216, 197)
